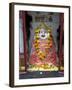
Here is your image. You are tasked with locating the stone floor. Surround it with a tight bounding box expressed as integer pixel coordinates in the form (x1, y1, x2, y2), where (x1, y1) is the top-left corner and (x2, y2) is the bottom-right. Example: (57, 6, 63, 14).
(19, 71, 64, 79)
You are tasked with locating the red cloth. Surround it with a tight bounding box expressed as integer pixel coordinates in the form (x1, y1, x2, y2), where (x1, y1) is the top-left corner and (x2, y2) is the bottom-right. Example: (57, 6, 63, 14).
(29, 38, 58, 66)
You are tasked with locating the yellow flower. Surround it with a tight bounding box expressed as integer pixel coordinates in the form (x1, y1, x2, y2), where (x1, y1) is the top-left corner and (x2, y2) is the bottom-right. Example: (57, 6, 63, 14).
(34, 35, 39, 39)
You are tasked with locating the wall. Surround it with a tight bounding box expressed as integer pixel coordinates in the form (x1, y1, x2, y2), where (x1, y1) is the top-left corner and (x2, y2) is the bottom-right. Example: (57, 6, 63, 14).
(0, 0, 72, 90)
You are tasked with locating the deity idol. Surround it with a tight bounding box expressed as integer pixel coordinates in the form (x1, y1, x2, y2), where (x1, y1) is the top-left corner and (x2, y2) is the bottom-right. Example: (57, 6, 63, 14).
(28, 23, 58, 71)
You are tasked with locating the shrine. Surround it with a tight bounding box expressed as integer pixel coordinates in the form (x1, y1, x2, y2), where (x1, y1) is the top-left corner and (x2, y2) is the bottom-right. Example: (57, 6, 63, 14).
(19, 11, 64, 79)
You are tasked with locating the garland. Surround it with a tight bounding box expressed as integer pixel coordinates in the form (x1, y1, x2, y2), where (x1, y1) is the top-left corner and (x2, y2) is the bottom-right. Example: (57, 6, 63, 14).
(33, 23, 53, 61)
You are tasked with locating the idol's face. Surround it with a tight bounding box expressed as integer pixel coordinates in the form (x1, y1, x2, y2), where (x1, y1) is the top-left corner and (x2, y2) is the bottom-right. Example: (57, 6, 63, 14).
(39, 28, 49, 39)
